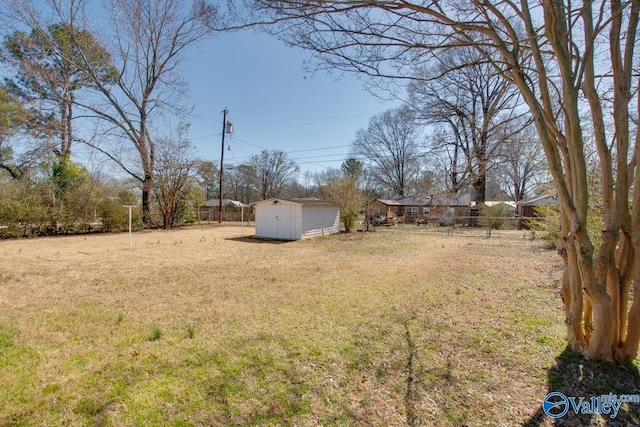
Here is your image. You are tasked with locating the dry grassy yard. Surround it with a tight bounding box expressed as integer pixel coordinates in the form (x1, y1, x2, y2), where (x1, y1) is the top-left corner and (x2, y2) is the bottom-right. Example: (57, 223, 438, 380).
(1, 225, 638, 426)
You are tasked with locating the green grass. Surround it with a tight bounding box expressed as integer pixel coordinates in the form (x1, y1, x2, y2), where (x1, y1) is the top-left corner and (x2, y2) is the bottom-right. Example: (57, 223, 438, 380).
(0, 226, 638, 425)
(149, 324, 163, 341)
(186, 323, 195, 339)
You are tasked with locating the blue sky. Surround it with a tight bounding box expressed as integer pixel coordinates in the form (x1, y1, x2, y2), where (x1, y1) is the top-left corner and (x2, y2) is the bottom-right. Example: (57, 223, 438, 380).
(185, 29, 400, 175)
(2, 4, 401, 178)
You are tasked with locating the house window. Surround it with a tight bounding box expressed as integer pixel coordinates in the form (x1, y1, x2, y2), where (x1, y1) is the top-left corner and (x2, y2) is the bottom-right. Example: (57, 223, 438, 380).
(406, 207, 418, 215)
(423, 207, 430, 217)
(373, 207, 380, 215)
(393, 207, 398, 214)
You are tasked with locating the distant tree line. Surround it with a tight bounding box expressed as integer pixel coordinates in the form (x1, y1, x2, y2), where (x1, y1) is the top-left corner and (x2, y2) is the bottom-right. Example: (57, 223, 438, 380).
(0, 0, 550, 239)
(0, 0, 218, 232)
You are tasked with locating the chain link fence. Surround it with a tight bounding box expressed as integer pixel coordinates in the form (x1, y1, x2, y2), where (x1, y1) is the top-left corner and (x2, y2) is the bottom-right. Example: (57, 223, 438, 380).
(360, 215, 540, 239)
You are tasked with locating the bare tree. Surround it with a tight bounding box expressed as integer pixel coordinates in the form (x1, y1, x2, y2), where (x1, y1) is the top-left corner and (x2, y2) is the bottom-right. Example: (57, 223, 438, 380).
(196, 160, 218, 200)
(153, 125, 198, 229)
(5, 0, 219, 224)
(408, 48, 528, 202)
(298, 170, 320, 198)
(405, 168, 440, 198)
(313, 167, 342, 192)
(225, 163, 259, 203)
(494, 122, 547, 201)
(248, 149, 299, 200)
(352, 106, 423, 196)
(321, 175, 363, 233)
(248, 1, 640, 361)
(81, 0, 217, 224)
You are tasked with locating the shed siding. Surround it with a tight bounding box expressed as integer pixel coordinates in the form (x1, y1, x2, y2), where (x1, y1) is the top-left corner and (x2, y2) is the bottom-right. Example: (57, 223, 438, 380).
(292, 204, 303, 240)
(254, 198, 339, 241)
(300, 205, 340, 239)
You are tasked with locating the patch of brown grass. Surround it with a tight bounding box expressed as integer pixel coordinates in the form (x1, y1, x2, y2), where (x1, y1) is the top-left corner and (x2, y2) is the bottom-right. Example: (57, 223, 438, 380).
(0, 225, 594, 425)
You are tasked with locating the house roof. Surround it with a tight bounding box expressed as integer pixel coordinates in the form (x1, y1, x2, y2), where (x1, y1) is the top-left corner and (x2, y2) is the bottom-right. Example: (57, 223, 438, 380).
(378, 193, 471, 207)
(395, 195, 432, 206)
(484, 201, 517, 208)
(205, 199, 251, 208)
(376, 199, 402, 206)
(516, 193, 557, 206)
(429, 193, 471, 206)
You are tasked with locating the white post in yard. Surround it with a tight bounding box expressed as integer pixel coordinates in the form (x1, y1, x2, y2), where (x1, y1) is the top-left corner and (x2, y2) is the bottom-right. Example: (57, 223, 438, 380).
(123, 205, 136, 250)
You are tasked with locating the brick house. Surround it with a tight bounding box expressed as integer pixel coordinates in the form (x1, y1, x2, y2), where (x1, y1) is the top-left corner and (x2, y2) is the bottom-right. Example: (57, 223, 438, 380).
(368, 193, 472, 225)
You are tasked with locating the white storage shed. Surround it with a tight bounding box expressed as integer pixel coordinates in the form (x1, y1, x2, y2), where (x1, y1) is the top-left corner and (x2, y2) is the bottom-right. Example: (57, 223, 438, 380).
(253, 198, 340, 241)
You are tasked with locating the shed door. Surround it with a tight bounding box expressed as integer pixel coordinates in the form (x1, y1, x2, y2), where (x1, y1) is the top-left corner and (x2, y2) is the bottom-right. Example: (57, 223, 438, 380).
(273, 205, 295, 240)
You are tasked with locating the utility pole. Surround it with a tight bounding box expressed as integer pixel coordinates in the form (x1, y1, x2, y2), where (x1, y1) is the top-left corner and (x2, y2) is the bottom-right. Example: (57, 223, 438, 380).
(218, 108, 228, 224)
(218, 109, 233, 223)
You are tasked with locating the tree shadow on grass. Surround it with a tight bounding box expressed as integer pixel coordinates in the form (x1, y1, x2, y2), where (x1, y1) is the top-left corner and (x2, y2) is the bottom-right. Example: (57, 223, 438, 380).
(225, 236, 292, 244)
(524, 346, 640, 426)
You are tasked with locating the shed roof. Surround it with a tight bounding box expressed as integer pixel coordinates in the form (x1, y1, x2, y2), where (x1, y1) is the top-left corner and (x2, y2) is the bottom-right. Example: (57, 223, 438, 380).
(253, 198, 338, 207)
(290, 197, 339, 206)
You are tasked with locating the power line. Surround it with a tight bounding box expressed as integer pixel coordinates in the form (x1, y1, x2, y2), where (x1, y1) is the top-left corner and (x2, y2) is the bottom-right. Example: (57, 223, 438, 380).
(213, 153, 359, 164)
(296, 157, 366, 165)
(228, 136, 268, 151)
(228, 136, 355, 160)
(291, 152, 354, 161)
(189, 111, 375, 142)
(288, 144, 350, 154)
(215, 147, 358, 163)
(213, 151, 367, 167)
(199, 119, 364, 172)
